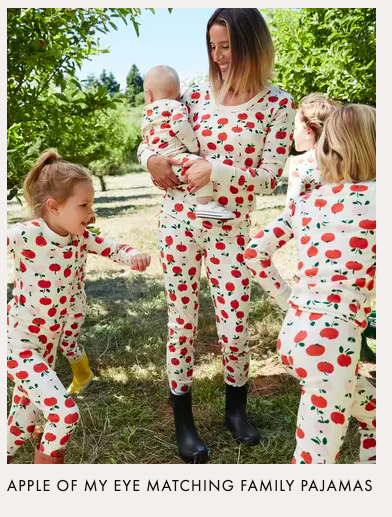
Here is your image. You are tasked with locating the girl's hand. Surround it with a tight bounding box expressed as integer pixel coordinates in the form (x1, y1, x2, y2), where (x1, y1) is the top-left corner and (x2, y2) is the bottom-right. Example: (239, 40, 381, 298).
(147, 155, 182, 189)
(131, 253, 151, 272)
(183, 159, 212, 193)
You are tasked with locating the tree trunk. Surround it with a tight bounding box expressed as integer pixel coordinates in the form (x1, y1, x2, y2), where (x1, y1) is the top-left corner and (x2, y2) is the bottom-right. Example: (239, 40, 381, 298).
(98, 175, 107, 192)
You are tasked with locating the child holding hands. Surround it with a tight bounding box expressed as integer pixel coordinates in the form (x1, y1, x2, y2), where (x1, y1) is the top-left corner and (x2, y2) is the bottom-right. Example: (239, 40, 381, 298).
(7, 149, 150, 464)
(244, 105, 376, 464)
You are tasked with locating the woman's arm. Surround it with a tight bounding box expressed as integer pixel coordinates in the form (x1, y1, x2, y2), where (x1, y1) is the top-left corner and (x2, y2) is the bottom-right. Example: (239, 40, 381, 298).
(244, 207, 294, 309)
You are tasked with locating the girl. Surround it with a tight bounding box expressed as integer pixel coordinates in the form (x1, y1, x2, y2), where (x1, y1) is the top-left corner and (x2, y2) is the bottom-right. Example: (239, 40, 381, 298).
(138, 8, 295, 463)
(7, 149, 151, 464)
(244, 105, 376, 464)
(286, 93, 337, 210)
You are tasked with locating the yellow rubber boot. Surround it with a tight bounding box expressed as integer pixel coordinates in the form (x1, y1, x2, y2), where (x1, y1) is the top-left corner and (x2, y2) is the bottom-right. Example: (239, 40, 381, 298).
(67, 353, 94, 395)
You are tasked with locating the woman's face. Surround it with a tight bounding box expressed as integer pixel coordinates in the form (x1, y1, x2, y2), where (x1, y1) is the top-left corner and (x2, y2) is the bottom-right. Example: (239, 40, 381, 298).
(209, 24, 231, 80)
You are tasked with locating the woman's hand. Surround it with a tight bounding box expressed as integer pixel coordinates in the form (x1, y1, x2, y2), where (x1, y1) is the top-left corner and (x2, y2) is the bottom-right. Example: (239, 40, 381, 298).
(147, 155, 182, 189)
(183, 159, 212, 193)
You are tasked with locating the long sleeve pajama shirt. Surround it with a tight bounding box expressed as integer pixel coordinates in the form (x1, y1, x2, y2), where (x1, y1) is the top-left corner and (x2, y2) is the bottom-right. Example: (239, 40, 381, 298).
(138, 83, 295, 393)
(244, 182, 376, 463)
(7, 218, 140, 457)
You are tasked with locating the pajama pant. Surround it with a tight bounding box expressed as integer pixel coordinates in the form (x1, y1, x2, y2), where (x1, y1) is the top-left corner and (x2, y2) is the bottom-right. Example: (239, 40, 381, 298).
(7, 345, 80, 458)
(58, 294, 86, 363)
(172, 153, 214, 199)
(158, 212, 251, 394)
(278, 307, 376, 464)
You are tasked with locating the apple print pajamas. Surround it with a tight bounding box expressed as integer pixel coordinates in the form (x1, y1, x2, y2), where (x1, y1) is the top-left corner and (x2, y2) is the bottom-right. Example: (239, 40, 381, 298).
(245, 182, 376, 463)
(141, 98, 216, 198)
(7, 219, 140, 457)
(138, 83, 295, 394)
(285, 149, 321, 210)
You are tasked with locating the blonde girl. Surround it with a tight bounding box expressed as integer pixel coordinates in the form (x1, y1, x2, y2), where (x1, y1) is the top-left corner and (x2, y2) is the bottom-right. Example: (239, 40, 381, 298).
(245, 105, 376, 463)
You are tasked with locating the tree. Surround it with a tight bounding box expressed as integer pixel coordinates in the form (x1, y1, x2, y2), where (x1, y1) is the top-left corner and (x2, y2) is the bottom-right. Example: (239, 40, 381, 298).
(263, 8, 376, 105)
(7, 8, 159, 194)
(125, 64, 143, 106)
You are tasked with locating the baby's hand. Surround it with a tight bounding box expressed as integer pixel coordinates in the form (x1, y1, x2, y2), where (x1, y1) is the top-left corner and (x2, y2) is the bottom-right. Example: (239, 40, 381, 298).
(131, 253, 151, 272)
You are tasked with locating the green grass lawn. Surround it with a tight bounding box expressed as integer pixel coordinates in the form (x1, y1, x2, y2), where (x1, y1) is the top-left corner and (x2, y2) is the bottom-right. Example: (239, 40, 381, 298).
(7, 172, 375, 464)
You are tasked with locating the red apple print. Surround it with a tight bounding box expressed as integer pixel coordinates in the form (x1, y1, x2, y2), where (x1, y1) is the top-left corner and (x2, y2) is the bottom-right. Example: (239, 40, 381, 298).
(101, 247, 111, 257)
(28, 324, 40, 334)
(363, 438, 376, 449)
(307, 246, 318, 257)
(216, 242, 226, 251)
(276, 146, 286, 155)
(202, 129, 212, 137)
(10, 425, 22, 436)
(275, 130, 287, 139)
(176, 244, 187, 252)
(16, 370, 29, 379)
(19, 261, 27, 272)
(325, 249, 341, 259)
(331, 203, 344, 213)
(7, 360, 18, 369)
(295, 368, 307, 378)
(296, 427, 305, 439)
(350, 185, 368, 192)
(48, 413, 60, 423)
(273, 227, 285, 238)
(331, 274, 347, 281)
(346, 261, 363, 271)
(317, 361, 334, 374)
(320, 327, 339, 339)
(359, 219, 376, 230)
(35, 235, 47, 246)
(65, 398, 76, 408)
(174, 203, 184, 212)
(19, 350, 32, 359)
(306, 344, 325, 356)
(49, 263, 61, 272)
(44, 397, 58, 406)
(305, 267, 318, 277)
(38, 280, 51, 289)
(64, 412, 79, 425)
(331, 412, 345, 424)
(332, 184, 344, 194)
(224, 144, 234, 153)
(294, 331, 307, 343)
(48, 307, 57, 317)
(301, 235, 311, 245)
(244, 248, 257, 259)
(245, 145, 255, 154)
(349, 237, 368, 250)
(315, 199, 327, 208)
(327, 294, 341, 304)
(45, 432, 57, 442)
(33, 363, 48, 373)
(218, 132, 227, 141)
(22, 249, 36, 259)
(171, 358, 180, 366)
(226, 282, 235, 292)
(64, 268, 71, 278)
(311, 395, 327, 408)
(218, 196, 228, 206)
(337, 354, 351, 367)
(365, 399, 376, 411)
(302, 217, 311, 226)
(321, 233, 335, 243)
(40, 297, 52, 305)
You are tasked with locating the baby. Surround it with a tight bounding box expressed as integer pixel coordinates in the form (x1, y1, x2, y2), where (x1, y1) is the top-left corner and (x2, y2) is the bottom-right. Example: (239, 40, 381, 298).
(141, 65, 234, 220)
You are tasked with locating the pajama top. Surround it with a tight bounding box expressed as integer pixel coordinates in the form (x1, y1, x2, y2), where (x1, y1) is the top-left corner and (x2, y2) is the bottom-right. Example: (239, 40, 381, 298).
(285, 149, 321, 210)
(138, 83, 295, 232)
(245, 182, 376, 327)
(7, 219, 140, 350)
(141, 99, 199, 157)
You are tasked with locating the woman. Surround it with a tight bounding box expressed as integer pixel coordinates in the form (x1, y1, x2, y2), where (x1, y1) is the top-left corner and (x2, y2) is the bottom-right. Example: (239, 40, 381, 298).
(138, 8, 295, 463)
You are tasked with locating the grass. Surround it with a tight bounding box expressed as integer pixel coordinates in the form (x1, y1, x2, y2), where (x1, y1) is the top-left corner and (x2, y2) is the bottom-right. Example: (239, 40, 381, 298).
(7, 172, 374, 464)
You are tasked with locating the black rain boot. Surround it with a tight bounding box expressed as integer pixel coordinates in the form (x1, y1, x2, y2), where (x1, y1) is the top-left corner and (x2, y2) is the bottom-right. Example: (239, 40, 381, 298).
(225, 384, 260, 445)
(169, 390, 209, 464)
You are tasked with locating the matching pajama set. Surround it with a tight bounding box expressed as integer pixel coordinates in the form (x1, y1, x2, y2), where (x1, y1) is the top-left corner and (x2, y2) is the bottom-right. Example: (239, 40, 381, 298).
(138, 83, 295, 394)
(244, 182, 376, 463)
(7, 219, 140, 457)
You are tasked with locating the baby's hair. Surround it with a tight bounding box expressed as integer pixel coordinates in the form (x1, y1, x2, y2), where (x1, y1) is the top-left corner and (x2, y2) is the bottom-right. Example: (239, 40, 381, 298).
(316, 104, 376, 184)
(144, 65, 180, 100)
(298, 93, 338, 141)
(23, 148, 92, 218)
